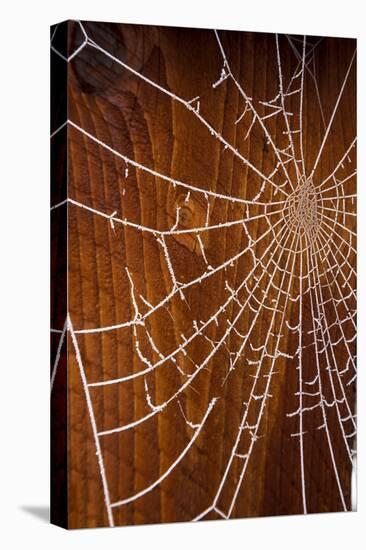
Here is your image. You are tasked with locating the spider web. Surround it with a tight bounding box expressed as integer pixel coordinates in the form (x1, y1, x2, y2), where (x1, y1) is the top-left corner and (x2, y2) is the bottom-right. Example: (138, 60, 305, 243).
(51, 21, 356, 526)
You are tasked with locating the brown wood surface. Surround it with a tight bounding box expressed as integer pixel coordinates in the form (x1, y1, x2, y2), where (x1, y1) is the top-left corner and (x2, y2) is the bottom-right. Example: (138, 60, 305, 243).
(51, 21, 356, 529)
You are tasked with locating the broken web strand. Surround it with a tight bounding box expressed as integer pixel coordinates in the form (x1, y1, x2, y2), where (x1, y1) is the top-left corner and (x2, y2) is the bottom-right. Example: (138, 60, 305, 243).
(97, 221, 295, 435)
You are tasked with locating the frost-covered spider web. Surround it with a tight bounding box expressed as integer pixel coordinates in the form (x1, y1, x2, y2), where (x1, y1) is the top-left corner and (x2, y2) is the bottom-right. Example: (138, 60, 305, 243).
(51, 21, 357, 526)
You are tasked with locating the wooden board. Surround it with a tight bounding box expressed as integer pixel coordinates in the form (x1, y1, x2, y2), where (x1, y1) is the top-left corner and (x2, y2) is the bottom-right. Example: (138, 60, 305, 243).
(51, 20, 356, 529)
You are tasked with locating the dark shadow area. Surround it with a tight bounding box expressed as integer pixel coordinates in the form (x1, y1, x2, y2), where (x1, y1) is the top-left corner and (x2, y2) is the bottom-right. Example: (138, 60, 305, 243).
(20, 506, 50, 523)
